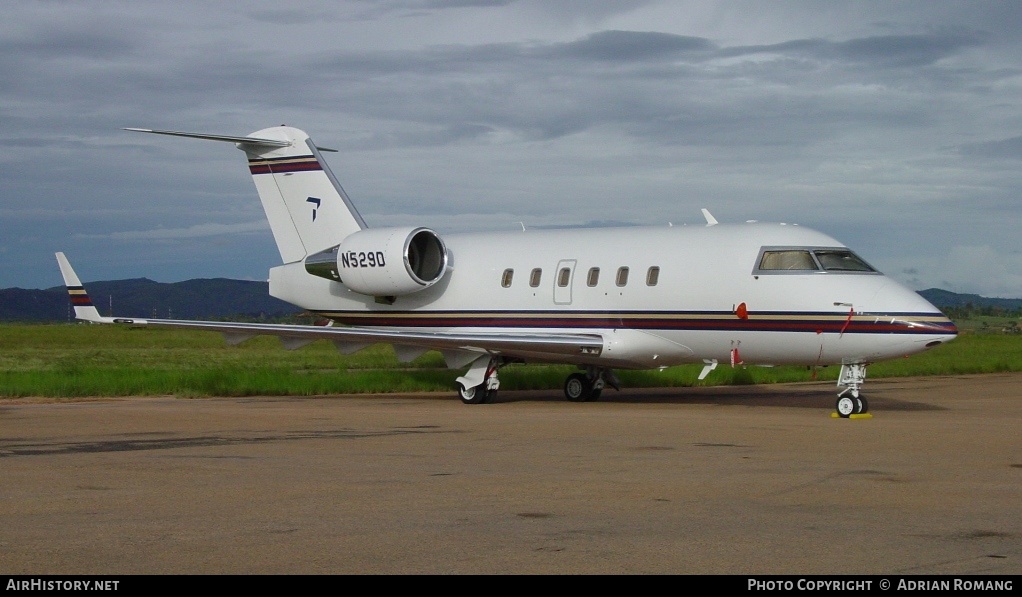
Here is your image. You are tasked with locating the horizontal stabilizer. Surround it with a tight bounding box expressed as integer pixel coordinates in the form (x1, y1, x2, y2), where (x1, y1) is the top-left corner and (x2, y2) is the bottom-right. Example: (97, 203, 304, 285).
(126, 126, 356, 264)
(123, 128, 292, 148)
(124, 127, 337, 151)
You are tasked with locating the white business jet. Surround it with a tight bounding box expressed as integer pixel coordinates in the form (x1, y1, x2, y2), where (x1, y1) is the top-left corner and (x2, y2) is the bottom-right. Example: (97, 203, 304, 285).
(56, 126, 958, 417)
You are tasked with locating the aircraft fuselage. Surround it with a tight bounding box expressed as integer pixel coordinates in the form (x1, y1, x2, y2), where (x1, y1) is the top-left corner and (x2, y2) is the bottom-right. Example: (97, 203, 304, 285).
(269, 222, 956, 370)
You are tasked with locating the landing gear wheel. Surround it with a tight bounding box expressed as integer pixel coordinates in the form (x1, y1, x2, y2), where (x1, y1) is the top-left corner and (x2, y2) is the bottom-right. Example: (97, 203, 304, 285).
(855, 396, 869, 414)
(458, 382, 489, 405)
(564, 373, 591, 402)
(586, 388, 602, 402)
(836, 395, 856, 418)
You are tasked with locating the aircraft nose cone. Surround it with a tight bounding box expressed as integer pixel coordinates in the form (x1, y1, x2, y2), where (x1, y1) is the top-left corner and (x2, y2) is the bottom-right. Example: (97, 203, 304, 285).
(923, 320, 958, 348)
(936, 315, 958, 338)
(867, 280, 958, 348)
(914, 294, 958, 344)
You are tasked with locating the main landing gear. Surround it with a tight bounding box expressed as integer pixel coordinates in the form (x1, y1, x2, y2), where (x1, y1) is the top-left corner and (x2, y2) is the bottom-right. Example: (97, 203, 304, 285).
(455, 359, 620, 404)
(564, 367, 619, 402)
(456, 356, 504, 404)
(835, 362, 870, 418)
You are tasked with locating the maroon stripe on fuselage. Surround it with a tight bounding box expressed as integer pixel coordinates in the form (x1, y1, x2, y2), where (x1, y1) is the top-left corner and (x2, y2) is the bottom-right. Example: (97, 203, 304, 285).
(317, 313, 955, 336)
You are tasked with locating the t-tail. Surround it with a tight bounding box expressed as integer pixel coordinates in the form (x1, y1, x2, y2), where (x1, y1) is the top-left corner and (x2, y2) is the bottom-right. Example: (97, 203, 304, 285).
(124, 127, 366, 264)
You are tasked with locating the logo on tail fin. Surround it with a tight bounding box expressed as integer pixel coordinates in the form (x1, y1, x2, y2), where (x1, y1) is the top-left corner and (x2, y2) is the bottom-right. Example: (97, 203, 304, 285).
(307, 197, 321, 222)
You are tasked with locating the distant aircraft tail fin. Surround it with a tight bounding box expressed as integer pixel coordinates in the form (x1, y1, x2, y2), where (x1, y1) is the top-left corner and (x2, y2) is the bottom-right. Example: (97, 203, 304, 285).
(55, 252, 116, 324)
(124, 126, 366, 264)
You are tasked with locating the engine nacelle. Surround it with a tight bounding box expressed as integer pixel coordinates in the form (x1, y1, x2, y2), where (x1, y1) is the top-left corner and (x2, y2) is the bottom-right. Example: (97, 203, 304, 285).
(304, 227, 449, 297)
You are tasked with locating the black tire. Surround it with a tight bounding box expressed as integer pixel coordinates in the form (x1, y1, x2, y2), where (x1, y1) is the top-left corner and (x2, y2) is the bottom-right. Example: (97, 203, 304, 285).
(564, 373, 591, 402)
(458, 383, 488, 405)
(585, 388, 602, 402)
(855, 396, 869, 414)
(836, 396, 856, 418)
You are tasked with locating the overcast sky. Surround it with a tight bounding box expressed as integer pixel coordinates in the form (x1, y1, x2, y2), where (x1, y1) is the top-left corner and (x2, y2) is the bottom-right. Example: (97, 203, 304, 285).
(3, 1, 1020, 297)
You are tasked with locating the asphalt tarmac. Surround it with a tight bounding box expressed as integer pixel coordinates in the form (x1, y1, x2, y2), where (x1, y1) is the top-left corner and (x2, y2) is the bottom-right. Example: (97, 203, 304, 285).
(1, 373, 1020, 575)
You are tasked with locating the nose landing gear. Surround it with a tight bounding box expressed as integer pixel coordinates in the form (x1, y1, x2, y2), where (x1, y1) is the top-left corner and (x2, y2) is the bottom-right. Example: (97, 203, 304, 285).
(835, 362, 870, 418)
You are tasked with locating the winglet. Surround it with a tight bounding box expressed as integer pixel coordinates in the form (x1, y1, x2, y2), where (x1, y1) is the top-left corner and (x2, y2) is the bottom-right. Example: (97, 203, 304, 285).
(701, 208, 718, 226)
(55, 252, 116, 323)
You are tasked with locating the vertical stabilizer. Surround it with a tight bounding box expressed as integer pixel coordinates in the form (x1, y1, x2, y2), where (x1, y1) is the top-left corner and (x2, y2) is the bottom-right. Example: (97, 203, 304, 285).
(55, 252, 114, 323)
(125, 126, 367, 264)
(242, 126, 366, 263)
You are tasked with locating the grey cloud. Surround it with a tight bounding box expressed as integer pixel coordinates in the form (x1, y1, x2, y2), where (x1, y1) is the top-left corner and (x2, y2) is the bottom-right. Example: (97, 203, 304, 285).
(307, 31, 715, 79)
(421, 0, 517, 7)
(959, 136, 1022, 160)
(74, 220, 270, 241)
(2, 2, 1021, 298)
(544, 30, 715, 61)
(248, 7, 344, 24)
(723, 31, 985, 68)
(0, 28, 137, 61)
(835, 32, 984, 66)
(294, 28, 989, 151)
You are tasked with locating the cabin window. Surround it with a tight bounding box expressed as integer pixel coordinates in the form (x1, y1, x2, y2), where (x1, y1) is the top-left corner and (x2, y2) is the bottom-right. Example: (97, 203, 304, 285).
(616, 266, 629, 287)
(646, 266, 660, 286)
(529, 268, 542, 287)
(501, 268, 514, 288)
(557, 267, 571, 287)
(587, 267, 600, 287)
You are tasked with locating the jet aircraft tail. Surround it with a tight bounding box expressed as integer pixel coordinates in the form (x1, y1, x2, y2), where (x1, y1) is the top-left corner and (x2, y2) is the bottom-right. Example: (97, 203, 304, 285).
(125, 126, 366, 264)
(55, 252, 116, 324)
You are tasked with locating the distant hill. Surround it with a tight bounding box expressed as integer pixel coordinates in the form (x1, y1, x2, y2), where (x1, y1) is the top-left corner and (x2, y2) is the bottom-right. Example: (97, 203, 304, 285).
(0, 278, 303, 322)
(917, 288, 1022, 312)
(1, 280, 1017, 323)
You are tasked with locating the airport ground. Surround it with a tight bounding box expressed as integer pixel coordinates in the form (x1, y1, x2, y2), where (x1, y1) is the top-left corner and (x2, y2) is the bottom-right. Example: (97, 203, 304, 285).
(1, 373, 1020, 575)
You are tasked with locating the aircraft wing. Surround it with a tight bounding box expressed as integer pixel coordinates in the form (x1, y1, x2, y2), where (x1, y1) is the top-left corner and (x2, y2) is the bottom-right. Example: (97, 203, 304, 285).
(55, 253, 603, 368)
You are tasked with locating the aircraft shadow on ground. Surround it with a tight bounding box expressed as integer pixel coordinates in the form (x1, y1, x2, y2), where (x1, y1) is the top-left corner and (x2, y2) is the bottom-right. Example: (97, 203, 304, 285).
(488, 384, 945, 411)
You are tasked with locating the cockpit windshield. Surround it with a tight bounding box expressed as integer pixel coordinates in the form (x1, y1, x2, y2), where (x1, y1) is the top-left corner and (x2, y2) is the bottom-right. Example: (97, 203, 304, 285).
(813, 250, 876, 272)
(754, 247, 878, 274)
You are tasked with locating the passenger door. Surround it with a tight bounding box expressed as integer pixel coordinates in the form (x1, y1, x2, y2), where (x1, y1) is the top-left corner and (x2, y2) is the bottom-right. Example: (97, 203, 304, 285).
(553, 259, 576, 305)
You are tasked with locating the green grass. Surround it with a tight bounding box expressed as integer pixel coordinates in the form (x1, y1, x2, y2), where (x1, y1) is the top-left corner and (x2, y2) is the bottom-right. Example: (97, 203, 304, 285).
(1, 323, 1019, 398)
